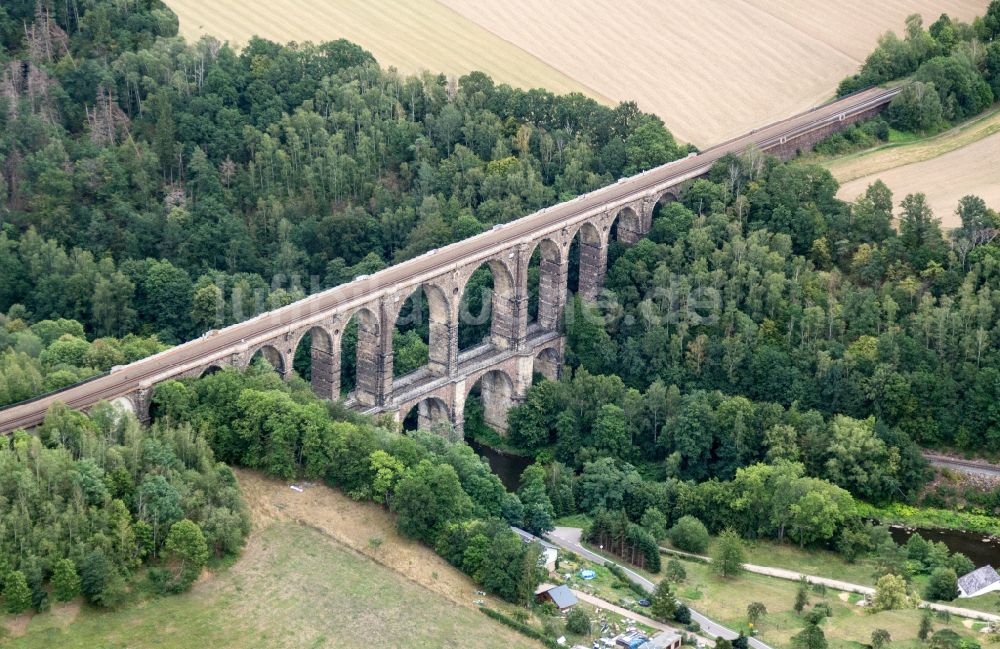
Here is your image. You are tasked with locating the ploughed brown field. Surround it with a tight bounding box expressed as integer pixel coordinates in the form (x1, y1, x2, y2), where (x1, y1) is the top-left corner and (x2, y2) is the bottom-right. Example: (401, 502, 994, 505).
(165, 0, 985, 145)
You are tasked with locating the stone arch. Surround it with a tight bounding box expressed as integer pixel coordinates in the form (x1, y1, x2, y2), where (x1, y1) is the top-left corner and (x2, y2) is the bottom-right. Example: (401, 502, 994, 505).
(656, 190, 679, 205)
(569, 220, 603, 246)
(568, 220, 605, 301)
(527, 238, 565, 332)
(465, 368, 516, 434)
(249, 343, 287, 376)
(611, 206, 643, 245)
(199, 364, 224, 378)
(533, 346, 562, 381)
(110, 395, 136, 416)
(457, 257, 517, 351)
(390, 282, 452, 378)
(401, 396, 451, 432)
(292, 325, 338, 400)
(649, 189, 682, 232)
(341, 306, 382, 406)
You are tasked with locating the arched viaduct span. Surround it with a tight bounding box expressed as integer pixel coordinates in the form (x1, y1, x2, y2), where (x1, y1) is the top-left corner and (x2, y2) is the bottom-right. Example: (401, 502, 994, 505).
(0, 86, 900, 435)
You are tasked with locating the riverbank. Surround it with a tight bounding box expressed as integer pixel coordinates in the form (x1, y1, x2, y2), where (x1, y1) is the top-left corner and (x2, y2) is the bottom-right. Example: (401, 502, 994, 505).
(858, 502, 1000, 538)
(465, 437, 533, 491)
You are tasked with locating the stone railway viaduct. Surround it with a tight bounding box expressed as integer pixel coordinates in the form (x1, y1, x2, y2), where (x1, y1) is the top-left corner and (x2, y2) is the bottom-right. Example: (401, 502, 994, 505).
(0, 86, 901, 436)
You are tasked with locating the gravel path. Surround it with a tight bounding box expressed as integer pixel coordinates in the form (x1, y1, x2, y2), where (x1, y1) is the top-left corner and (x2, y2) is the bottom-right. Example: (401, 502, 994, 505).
(546, 527, 773, 649)
(658, 546, 1000, 623)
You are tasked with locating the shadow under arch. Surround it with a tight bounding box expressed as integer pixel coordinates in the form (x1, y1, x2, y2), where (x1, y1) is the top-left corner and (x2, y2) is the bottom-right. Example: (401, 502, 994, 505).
(526, 238, 564, 332)
(340, 307, 381, 406)
(457, 258, 516, 351)
(391, 282, 452, 379)
(401, 396, 451, 433)
(199, 364, 224, 378)
(533, 346, 561, 382)
(250, 344, 286, 376)
(567, 221, 604, 300)
(464, 368, 515, 435)
(610, 206, 642, 244)
(292, 326, 337, 399)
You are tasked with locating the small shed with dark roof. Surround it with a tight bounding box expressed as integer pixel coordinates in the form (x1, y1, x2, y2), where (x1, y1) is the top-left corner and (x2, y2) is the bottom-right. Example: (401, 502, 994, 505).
(958, 565, 1000, 598)
(535, 584, 578, 611)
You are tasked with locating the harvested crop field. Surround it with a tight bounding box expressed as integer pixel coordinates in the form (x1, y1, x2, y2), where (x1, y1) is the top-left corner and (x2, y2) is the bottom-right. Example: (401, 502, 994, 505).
(836, 129, 1000, 231)
(439, 0, 985, 145)
(165, 0, 605, 102)
(165, 0, 985, 145)
(830, 110, 1000, 229)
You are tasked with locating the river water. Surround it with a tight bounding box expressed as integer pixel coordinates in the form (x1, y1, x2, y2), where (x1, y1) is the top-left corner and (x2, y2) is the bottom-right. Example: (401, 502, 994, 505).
(889, 525, 1000, 567)
(466, 438, 532, 491)
(465, 440, 1000, 566)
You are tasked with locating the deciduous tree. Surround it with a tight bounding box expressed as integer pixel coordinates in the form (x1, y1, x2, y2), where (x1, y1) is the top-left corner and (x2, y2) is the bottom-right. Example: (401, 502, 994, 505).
(668, 515, 710, 554)
(713, 529, 745, 578)
(52, 559, 81, 602)
(3, 571, 31, 614)
(872, 573, 910, 611)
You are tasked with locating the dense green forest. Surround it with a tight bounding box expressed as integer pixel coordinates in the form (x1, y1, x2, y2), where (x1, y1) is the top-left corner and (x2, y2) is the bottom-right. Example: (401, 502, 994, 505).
(0, 315, 164, 407)
(838, 6, 1000, 131)
(3, 0, 1000, 618)
(501, 149, 1000, 509)
(487, 4, 1000, 569)
(488, 146, 1000, 562)
(151, 366, 545, 605)
(0, 0, 685, 408)
(0, 0, 674, 612)
(534, 156, 1000, 455)
(505, 7, 1000, 466)
(147, 364, 977, 603)
(0, 401, 249, 612)
(0, 0, 682, 342)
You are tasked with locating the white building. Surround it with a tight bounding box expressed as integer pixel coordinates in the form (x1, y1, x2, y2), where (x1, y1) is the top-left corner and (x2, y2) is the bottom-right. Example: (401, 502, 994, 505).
(958, 566, 1000, 598)
(511, 526, 559, 571)
(639, 631, 683, 649)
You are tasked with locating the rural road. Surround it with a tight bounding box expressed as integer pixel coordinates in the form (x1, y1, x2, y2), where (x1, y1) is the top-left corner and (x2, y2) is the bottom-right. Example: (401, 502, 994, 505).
(923, 452, 1000, 479)
(546, 527, 773, 649)
(659, 547, 1000, 624)
(571, 589, 683, 635)
(0, 86, 900, 434)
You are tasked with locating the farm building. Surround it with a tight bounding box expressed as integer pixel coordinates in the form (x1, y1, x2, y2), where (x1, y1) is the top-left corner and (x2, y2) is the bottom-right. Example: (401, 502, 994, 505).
(609, 629, 682, 649)
(511, 526, 559, 571)
(640, 631, 683, 649)
(614, 630, 649, 649)
(958, 566, 1000, 598)
(535, 584, 578, 611)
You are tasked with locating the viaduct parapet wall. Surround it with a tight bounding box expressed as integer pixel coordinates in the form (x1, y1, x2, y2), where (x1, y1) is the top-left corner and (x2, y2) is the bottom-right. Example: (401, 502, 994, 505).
(0, 87, 901, 435)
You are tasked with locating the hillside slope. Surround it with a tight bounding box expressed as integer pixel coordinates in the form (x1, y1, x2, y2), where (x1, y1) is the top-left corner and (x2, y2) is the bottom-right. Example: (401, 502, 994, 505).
(4, 472, 537, 649)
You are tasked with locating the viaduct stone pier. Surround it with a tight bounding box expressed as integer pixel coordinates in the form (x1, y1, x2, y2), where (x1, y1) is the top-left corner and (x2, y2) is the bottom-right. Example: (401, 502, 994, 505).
(0, 86, 901, 436)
